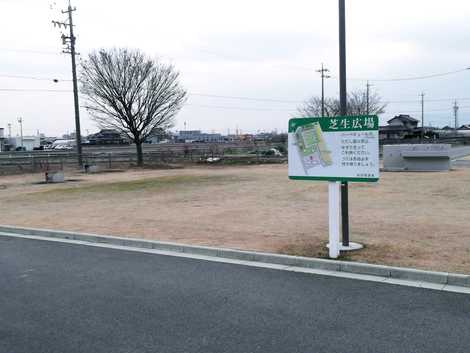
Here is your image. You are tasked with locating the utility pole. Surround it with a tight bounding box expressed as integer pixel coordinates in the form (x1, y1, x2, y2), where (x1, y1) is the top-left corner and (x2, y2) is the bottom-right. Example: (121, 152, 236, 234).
(366, 81, 373, 115)
(7, 123, 11, 138)
(316, 63, 331, 117)
(420, 93, 425, 141)
(339, 0, 350, 248)
(53, 0, 83, 167)
(17, 117, 23, 149)
(453, 100, 459, 130)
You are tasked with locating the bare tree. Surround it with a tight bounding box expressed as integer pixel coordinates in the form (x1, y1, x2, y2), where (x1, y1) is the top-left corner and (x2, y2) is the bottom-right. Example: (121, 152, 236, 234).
(297, 96, 338, 117)
(81, 48, 187, 166)
(297, 89, 386, 117)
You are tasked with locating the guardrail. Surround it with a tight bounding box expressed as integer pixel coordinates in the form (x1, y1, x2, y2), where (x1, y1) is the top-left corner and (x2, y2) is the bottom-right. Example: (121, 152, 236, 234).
(0, 142, 286, 175)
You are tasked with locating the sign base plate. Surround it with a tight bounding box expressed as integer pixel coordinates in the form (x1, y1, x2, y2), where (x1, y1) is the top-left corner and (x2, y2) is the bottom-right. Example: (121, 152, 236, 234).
(327, 242, 363, 252)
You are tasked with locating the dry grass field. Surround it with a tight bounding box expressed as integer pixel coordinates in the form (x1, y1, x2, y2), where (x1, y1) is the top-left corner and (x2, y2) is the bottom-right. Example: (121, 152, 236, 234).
(1, 164, 469, 274)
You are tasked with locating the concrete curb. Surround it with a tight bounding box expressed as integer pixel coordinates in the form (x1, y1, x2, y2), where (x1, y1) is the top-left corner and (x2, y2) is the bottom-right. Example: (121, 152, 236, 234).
(1, 224, 469, 288)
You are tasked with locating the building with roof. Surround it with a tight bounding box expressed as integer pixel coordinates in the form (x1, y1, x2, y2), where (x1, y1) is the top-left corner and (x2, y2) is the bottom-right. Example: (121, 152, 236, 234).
(177, 130, 223, 143)
(87, 130, 129, 145)
(379, 115, 420, 141)
(379, 114, 438, 142)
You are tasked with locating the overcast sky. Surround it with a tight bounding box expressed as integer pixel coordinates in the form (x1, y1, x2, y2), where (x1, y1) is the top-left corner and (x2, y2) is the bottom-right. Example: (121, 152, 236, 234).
(0, 0, 469, 137)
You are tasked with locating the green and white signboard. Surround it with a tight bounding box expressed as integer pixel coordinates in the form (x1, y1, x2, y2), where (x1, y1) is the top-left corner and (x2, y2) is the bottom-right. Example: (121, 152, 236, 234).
(288, 115, 379, 182)
(288, 115, 380, 259)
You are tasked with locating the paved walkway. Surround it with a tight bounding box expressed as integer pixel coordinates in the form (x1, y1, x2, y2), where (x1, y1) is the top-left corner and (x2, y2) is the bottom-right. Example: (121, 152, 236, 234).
(1, 236, 470, 353)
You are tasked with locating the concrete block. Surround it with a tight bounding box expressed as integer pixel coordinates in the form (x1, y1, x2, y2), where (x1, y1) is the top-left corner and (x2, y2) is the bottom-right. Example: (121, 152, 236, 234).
(389, 267, 448, 284)
(251, 253, 304, 267)
(383, 144, 452, 172)
(72, 233, 104, 243)
(44, 230, 72, 239)
(151, 242, 185, 253)
(45, 171, 65, 183)
(217, 249, 256, 262)
(298, 258, 341, 271)
(120, 239, 153, 249)
(181, 245, 218, 257)
(442, 285, 470, 294)
(447, 274, 470, 287)
(339, 262, 391, 277)
(84, 165, 99, 173)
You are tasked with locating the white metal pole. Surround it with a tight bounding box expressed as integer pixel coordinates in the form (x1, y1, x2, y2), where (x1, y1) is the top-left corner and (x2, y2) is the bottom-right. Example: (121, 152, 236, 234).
(328, 181, 340, 258)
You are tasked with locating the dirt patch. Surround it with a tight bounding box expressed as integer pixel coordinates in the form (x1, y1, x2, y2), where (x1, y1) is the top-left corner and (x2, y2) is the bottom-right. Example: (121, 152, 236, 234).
(1, 164, 469, 274)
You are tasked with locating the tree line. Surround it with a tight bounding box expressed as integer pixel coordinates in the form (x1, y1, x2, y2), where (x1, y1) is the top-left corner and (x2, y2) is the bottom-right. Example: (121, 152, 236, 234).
(80, 48, 386, 166)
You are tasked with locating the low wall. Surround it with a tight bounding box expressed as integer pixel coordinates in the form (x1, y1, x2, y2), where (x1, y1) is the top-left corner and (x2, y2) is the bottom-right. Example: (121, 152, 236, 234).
(383, 144, 452, 171)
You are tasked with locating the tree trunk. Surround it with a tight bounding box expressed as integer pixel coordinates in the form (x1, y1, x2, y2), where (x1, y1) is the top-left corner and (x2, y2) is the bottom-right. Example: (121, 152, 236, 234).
(136, 142, 144, 166)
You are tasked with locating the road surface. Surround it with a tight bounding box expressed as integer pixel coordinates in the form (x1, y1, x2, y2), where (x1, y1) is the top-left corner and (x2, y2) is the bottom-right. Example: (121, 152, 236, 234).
(1, 236, 470, 353)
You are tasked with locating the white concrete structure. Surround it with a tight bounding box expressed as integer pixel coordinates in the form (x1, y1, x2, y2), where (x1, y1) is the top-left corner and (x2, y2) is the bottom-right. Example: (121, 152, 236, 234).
(383, 144, 452, 171)
(45, 171, 65, 183)
(9, 135, 40, 151)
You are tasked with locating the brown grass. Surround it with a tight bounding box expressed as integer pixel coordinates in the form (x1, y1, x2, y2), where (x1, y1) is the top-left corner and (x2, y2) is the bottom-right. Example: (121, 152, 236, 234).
(1, 164, 470, 274)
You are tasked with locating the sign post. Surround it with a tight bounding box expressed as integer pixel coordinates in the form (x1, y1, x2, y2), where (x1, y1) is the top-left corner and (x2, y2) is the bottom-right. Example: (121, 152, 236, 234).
(328, 181, 340, 258)
(288, 115, 380, 258)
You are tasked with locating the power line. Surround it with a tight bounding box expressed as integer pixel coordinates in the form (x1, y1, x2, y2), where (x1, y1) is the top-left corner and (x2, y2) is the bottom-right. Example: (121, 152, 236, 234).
(189, 93, 302, 103)
(3, 43, 469, 83)
(2, 87, 470, 115)
(328, 67, 470, 83)
(0, 47, 61, 56)
(0, 88, 71, 92)
(0, 74, 71, 82)
(338, 67, 470, 82)
(185, 103, 295, 112)
(388, 106, 470, 114)
(3, 86, 470, 111)
(386, 97, 470, 104)
(194, 47, 470, 83)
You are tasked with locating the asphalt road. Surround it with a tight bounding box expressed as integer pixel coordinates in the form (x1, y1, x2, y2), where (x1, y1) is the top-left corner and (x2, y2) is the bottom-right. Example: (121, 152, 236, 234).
(1, 237, 470, 353)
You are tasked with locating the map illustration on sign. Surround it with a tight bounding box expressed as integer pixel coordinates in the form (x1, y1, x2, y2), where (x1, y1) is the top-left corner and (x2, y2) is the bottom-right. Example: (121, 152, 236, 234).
(288, 116, 380, 182)
(294, 122, 332, 172)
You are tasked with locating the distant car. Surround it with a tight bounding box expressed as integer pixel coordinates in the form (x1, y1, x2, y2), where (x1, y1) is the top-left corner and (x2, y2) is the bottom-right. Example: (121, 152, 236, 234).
(51, 139, 75, 150)
(262, 148, 283, 157)
(15, 146, 26, 152)
(54, 145, 74, 150)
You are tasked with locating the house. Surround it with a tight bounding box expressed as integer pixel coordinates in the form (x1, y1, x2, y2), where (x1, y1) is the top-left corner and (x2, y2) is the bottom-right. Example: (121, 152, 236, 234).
(87, 130, 129, 145)
(457, 124, 470, 135)
(379, 114, 433, 142)
(387, 115, 419, 129)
